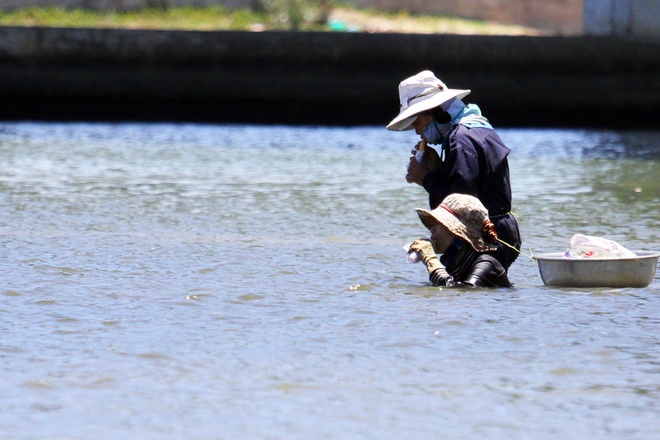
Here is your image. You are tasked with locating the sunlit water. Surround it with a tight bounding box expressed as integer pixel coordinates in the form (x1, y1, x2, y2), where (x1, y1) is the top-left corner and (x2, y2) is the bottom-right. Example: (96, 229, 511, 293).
(0, 123, 658, 439)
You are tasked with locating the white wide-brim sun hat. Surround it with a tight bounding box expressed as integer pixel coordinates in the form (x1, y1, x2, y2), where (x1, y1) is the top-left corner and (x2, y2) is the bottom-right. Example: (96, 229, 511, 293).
(386, 70, 471, 131)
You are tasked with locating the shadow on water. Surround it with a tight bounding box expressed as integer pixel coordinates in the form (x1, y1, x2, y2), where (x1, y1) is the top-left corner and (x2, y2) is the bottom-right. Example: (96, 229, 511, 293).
(500, 129, 660, 160)
(581, 131, 660, 160)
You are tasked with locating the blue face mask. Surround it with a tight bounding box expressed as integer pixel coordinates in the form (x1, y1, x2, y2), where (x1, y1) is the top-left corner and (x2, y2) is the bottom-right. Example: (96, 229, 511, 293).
(422, 121, 442, 144)
(422, 120, 454, 144)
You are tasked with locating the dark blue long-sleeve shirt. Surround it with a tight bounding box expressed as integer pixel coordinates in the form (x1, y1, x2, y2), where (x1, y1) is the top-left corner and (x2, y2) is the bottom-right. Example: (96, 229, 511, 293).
(422, 124, 513, 216)
(422, 124, 522, 269)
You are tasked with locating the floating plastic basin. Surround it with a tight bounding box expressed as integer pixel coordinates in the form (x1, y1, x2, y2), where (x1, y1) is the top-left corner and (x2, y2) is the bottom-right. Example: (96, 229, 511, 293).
(534, 250, 660, 288)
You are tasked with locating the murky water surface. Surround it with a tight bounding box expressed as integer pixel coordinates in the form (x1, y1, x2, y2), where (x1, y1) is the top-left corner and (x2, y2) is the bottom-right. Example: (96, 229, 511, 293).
(1, 123, 658, 439)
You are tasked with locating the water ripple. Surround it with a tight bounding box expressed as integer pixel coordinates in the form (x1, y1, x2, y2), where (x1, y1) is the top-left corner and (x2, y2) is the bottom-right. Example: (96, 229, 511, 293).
(0, 122, 658, 439)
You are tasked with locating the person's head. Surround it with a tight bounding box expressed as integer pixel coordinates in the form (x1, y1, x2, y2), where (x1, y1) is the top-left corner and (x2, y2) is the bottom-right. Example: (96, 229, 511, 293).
(386, 70, 470, 132)
(415, 194, 498, 253)
(409, 107, 453, 136)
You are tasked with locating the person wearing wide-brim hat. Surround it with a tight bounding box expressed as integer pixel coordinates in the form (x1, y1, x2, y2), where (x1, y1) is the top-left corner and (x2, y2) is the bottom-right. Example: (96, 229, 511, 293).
(408, 193, 510, 288)
(388, 70, 522, 271)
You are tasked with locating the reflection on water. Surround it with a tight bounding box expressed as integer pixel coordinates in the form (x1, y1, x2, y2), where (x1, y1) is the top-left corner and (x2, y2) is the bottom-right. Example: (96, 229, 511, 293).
(0, 123, 658, 439)
(500, 129, 660, 160)
(505, 129, 659, 252)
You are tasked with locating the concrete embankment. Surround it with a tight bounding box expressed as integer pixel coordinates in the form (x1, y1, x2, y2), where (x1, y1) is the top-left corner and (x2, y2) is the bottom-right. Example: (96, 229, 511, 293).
(0, 26, 658, 127)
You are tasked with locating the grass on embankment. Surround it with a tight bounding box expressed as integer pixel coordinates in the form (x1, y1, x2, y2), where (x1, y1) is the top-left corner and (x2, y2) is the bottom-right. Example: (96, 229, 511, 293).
(0, 5, 544, 35)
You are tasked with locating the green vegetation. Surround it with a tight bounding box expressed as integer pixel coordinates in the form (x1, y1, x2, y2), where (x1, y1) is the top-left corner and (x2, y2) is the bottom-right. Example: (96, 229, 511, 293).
(0, 4, 542, 35)
(0, 7, 267, 31)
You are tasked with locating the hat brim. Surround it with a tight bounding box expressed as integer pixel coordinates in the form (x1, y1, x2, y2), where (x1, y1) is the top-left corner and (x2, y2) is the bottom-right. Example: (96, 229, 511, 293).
(415, 206, 496, 253)
(416, 207, 460, 235)
(387, 88, 470, 131)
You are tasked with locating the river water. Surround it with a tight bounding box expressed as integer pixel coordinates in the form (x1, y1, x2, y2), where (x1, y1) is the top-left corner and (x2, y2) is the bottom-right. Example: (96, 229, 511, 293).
(0, 122, 658, 439)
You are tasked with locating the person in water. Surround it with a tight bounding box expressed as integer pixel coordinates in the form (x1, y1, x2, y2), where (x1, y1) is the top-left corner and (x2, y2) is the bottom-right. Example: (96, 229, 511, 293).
(387, 70, 521, 278)
(408, 193, 510, 288)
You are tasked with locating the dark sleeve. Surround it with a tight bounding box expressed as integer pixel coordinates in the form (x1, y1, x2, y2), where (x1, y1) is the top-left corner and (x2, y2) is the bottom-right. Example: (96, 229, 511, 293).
(462, 255, 511, 288)
(429, 266, 454, 287)
(422, 129, 481, 209)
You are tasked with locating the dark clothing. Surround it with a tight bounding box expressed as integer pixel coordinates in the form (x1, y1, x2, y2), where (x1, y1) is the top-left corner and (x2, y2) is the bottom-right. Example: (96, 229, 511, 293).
(422, 124, 522, 268)
(461, 254, 511, 287)
(432, 245, 511, 288)
(491, 213, 522, 269)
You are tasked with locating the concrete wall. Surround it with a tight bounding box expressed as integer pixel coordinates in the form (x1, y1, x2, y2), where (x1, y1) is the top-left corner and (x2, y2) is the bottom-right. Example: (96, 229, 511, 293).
(0, 26, 658, 127)
(584, 0, 660, 37)
(349, 0, 583, 34)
